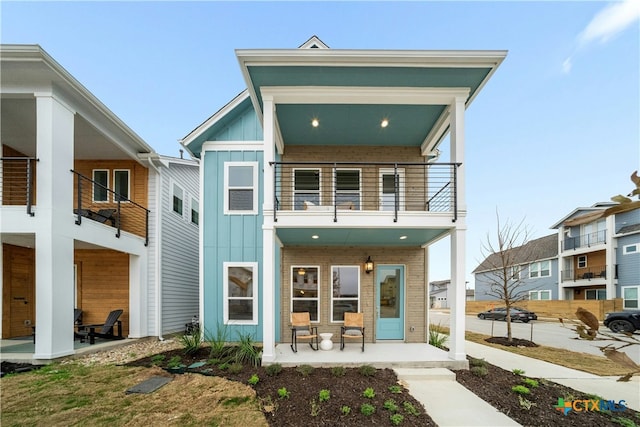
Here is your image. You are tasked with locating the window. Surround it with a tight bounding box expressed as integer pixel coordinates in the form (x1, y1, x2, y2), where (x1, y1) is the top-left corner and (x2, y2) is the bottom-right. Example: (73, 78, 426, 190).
(585, 289, 606, 300)
(225, 162, 258, 214)
(529, 290, 551, 300)
(623, 244, 638, 255)
(191, 197, 199, 225)
(113, 170, 130, 202)
(509, 265, 521, 280)
(529, 260, 550, 278)
(335, 169, 361, 209)
(293, 169, 320, 210)
(172, 183, 184, 216)
(623, 286, 639, 309)
(331, 266, 360, 322)
(291, 266, 319, 322)
(223, 263, 257, 324)
(577, 255, 587, 269)
(92, 170, 109, 202)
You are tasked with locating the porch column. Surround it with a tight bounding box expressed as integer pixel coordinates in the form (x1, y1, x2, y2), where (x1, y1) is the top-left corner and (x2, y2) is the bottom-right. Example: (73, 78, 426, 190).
(33, 94, 75, 359)
(450, 96, 466, 212)
(605, 215, 615, 299)
(449, 227, 466, 361)
(128, 253, 148, 338)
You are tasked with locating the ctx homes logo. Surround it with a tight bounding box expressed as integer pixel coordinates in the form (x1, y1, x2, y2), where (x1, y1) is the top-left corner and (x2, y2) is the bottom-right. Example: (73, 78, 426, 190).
(554, 398, 627, 415)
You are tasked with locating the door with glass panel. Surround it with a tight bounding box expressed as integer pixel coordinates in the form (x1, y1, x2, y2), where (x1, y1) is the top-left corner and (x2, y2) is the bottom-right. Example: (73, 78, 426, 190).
(379, 169, 404, 211)
(376, 265, 404, 340)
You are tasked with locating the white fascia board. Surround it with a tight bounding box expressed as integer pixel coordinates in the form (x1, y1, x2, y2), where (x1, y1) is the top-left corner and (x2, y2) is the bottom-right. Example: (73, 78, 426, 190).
(549, 207, 607, 229)
(201, 141, 264, 152)
(138, 153, 199, 168)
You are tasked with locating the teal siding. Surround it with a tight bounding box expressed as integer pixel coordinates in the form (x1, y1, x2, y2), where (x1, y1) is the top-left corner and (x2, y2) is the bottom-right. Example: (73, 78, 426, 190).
(202, 149, 264, 341)
(213, 106, 262, 141)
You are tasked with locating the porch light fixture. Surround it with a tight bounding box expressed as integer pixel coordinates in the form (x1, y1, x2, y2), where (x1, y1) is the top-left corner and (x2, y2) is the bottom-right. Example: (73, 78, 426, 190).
(311, 118, 319, 127)
(381, 119, 389, 128)
(364, 256, 374, 274)
(297, 267, 306, 276)
(399, 235, 407, 240)
(312, 235, 319, 239)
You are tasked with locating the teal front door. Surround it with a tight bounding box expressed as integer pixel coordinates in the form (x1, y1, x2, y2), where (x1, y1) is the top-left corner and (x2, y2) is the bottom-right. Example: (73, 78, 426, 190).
(376, 265, 404, 340)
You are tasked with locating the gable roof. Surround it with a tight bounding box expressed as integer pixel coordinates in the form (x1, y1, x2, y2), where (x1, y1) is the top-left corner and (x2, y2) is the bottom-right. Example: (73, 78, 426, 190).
(550, 202, 616, 229)
(472, 234, 558, 274)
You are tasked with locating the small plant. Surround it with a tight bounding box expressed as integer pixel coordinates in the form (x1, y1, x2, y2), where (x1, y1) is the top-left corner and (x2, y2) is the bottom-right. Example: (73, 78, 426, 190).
(521, 378, 538, 388)
(468, 357, 487, 368)
(362, 387, 376, 399)
(234, 332, 262, 367)
(360, 403, 376, 416)
(511, 385, 530, 395)
(207, 358, 221, 365)
(180, 329, 203, 355)
(340, 405, 351, 415)
(428, 323, 448, 349)
(318, 389, 330, 402)
(248, 374, 259, 386)
(359, 365, 376, 377)
(228, 362, 243, 374)
(150, 354, 165, 366)
(512, 368, 525, 375)
(206, 321, 230, 359)
(310, 399, 320, 417)
(403, 401, 420, 416)
(261, 395, 278, 415)
(218, 362, 229, 371)
(296, 364, 315, 377)
(331, 366, 346, 377)
(383, 399, 399, 412)
(470, 366, 488, 377)
(277, 387, 290, 399)
(518, 395, 536, 410)
(167, 355, 182, 369)
(390, 413, 405, 425)
(265, 363, 283, 377)
(388, 385, 403, 394)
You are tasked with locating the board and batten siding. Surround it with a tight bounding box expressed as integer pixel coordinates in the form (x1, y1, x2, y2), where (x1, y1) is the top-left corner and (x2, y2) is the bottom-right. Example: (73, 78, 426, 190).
(202, 149, 264, 340)
(159, 162, 200, 334)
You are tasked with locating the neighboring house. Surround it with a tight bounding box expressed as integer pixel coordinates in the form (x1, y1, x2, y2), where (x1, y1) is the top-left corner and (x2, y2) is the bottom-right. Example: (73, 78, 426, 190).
(181, 36, 506, 363)
(429, 280, 450, 308)
(0, 45, 199, 359)
(551, 202, 639, 308)
(473, 234, 559, 301)
(466, 288, 475, 302)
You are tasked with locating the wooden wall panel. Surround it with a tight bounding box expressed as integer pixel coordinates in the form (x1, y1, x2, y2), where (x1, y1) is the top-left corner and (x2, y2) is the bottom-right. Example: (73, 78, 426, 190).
(2, 244, 35, 338)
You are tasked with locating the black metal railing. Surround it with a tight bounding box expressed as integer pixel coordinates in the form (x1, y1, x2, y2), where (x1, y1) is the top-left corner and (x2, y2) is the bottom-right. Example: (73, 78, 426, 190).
(71, 170, 149, 245)
(270, 161, 461, 223)
(561, 265, 607, 282)
(1, 157, 38, 216)
(562, 230, 606, 251)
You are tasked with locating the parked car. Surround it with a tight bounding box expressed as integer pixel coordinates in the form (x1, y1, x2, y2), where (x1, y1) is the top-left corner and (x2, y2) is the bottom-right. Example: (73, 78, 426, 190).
(603, 310, 640, 333)
(477, 307, 537, 323)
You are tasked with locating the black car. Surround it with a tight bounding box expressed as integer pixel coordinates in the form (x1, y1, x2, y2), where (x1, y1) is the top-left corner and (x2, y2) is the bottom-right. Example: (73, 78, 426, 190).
(477, 307, 537, 323)
(603, 310, 640, 333)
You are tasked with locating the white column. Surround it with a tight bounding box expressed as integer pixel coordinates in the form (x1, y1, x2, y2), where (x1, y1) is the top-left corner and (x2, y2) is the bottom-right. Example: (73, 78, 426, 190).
(128, 253, 148, 338)
(605, 216, 616, 299)
(450, 96, 466, 212)
(33, 94, 75, 359)
(263, 96, 275, 212)
(449, 228, 466, 361)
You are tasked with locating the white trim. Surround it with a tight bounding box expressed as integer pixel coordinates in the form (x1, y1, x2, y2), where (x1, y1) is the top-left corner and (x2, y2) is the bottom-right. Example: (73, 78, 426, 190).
(623, 243, 638, 255)
(190, 195, 199, 226)
(113, 169, 130, 202)
(290, 266, 320, 323)
(528, 290, 551, 301)
(330, 265, 361, 323)
(528, 260, 551, 279)
(202, 141, 264, 152)
(577, 255, 587, 268)
(224, 161, 259, 215)
(171, 180, 185, 218)
(623, 286, 639, 310)
(223, 262, 258, 325)
(91, 169, 109, 203)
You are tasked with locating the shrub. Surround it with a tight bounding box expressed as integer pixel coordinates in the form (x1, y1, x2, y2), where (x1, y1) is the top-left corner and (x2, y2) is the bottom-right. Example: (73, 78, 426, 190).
(403, 401, 420, 416)
(390, 413, 405, 425)
(362, 387, 376, 399)
(228, 362, 243, 374)
(331, 366, 346, 377)
(248, 374, 259, 386)
(296, 364, 315, 377)
(265, 363, 283, 377)
(388, 385, 403, 394)
(468, 357, 487, 368)
(511, 385, 530, 395)
(340, 405, 351, 415)
(512, 368, 525, 375)
(521, 378, 539, 388)
(277, 387, 290, 399)
(234, 332, 262, 367)
(180, 329, 203, 355)
(360, 403, 376, 416)
(205, 322, 230, 359)
(318, 389, 330, 402)
(470, 366, 488, 377)
(359, 365, 376, 377)
(383, 399, 398, 412)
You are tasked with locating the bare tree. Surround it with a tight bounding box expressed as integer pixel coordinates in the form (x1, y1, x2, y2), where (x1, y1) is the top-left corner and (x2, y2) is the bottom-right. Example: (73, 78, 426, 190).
(479, 211, 533, 343)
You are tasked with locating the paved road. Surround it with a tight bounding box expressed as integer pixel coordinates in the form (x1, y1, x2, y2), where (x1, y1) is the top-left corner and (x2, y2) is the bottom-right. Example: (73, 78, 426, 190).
(430, 310, 640, 365)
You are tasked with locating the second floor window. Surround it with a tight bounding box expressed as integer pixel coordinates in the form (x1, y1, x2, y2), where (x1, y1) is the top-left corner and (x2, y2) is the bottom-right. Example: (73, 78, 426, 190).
(335, 169, 361, 210)
(294, 169, 320, 210)
(225, 162, 258, 214)
(92, 170, 108, 202)
(529, 260, 550, 278)
(577, 255, 587, 269)
(113, 170, 130, 202)
(172, 183, 184, 215)
(191, 197, 199, 225)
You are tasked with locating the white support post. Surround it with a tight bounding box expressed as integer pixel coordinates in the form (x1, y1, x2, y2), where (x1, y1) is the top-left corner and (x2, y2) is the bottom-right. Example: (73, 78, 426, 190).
(605, 215, 616, 299)
(128, 253, 148, 338)
(449, 228, 466, 361)
(450, 96, 466, 213)
(263, 96, 275, 213)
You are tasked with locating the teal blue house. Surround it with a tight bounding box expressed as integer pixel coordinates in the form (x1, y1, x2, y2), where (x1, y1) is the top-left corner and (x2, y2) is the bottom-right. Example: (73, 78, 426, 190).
(181, 37, 506, 363)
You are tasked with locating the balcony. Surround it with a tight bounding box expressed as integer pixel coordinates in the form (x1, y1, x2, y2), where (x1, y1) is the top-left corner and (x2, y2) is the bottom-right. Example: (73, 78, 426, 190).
(0, 157, 37, 216)
(562, 230, 606, 251)
(270, 161, 460, 223)
(72, 170, 149, 245)
(561, 265, 607, 282)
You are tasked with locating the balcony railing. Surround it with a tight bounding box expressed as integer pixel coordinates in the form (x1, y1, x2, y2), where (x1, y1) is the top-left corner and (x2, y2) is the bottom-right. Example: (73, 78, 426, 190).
(270, 161, 460, 223)
(71, 170, 149, 245)
(0, 157, 38, 216)
(562, 230, 606, 251)
(561, 265, 607, 282)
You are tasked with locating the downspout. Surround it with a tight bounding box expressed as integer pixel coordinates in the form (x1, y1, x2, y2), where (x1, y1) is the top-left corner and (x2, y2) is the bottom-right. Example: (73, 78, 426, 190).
(144, 154, 164, 341)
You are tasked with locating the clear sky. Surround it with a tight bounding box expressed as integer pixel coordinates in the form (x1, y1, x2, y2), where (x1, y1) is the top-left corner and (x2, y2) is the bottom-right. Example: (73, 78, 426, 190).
(3, 1, 639, 286)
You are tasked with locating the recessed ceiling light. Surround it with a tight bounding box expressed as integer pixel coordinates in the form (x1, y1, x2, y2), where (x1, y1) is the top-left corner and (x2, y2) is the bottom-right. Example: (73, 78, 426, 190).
(311, 118, 319, 127)
(312, 235, 319, 239)
(399, 235, 407, 240)
(381, 119, 389, 128)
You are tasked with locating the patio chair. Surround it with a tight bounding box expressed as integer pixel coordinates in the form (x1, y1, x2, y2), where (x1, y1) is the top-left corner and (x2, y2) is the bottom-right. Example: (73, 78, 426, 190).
(95, 209, 117, 226)
(340, 312, 365, 352)
(290, 312, 318, 353)
(76, 309, 124, 344)
(33, 308, 83, 343)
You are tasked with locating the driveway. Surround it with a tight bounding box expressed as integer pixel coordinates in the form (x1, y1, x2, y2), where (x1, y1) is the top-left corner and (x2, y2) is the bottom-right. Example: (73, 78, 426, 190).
(430, 310, 640, 365)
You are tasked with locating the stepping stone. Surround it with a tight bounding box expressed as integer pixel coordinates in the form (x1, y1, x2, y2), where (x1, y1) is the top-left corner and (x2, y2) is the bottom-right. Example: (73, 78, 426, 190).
(188, 361, 206, 369)
(126, 376, 172, 394)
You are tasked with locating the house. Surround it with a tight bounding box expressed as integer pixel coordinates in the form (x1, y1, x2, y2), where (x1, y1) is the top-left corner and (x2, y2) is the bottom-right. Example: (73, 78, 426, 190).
(473, 234, 559, 302)
(181, 36, 506, 364)
(429, 280, 450, 308)
(0, 45, 199, 360)
(551, 202, 639, 308)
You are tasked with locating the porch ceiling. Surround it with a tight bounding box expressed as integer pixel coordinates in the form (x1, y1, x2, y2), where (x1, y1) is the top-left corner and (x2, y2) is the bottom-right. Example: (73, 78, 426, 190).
(275, 227, 449, 246)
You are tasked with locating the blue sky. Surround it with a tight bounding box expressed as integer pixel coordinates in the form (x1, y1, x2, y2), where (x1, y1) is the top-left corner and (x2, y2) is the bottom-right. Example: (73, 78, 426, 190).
(2, 1, 639, 285)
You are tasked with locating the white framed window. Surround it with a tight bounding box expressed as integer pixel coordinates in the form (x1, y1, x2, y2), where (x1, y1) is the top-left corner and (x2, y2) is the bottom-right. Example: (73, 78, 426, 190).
(623, 286, 639, 309)
(291, 266, 319, 322)
(92, 169, 109, 202)
(191, 197, 199, 225)
(529, 290, 551, 300)
(223, 262, 257, 324)
(509, 265, 521, 281)
(585, 289, 606, 300)
(172, 182, 184, 216)
(623, 244, 638, 255)
(331, 265, 360, 322)
(293, 168, 321, 210)
(529, 260, 550, 278)
(335, 168, 361, 210)
(577, 255, 587, 269)
(224, 162, 258, 214)
(113, 169, 130, 202)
